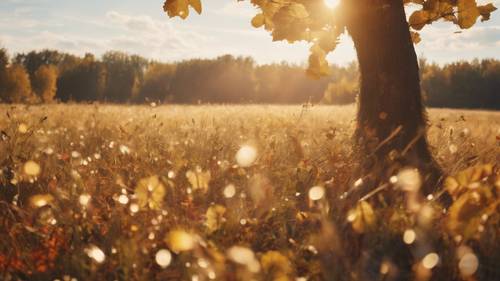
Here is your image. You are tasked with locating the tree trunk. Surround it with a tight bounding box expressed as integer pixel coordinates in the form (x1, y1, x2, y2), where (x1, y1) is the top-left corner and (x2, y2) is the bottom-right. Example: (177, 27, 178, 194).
(344, 0, 442, 197)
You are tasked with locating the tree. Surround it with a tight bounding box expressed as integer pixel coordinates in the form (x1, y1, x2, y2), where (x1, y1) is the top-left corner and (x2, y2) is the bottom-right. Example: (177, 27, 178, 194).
(0, 48, 7, 70)
(14, 50, 63, 80)
(163, 0, 497, 196)
(322, 77, 357, 105)
(0, 64, 34, 103)
(32, 65, 58, 102)
(102, 51, 148, 102)
(170, 55, 257, 103)
(137, 63, 176, 103)
(57, 53, 107, 102)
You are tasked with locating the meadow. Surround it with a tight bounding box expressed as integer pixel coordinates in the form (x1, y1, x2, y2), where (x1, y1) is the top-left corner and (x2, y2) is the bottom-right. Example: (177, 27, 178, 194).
(0, 104, 499, 281)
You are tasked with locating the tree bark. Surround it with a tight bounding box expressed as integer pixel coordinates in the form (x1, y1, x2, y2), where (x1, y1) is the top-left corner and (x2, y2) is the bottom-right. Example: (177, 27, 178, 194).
(344, 0, 442, 196)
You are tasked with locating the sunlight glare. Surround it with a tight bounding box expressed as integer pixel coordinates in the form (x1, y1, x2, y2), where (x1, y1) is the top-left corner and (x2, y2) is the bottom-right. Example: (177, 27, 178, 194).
(155, 249, 172, 268)
(236, 145, 257, 167)
(422, 253, 439, 269)
(79, 194, 91, 206)
(227, 246, 260, 273)
(223, 184, 236, 198)
(308, 186, 325, 201)
(459, 253, 479, 276)
(324, 0, 340, 8)
(24, 161, 41, 176)
(86, 245, 106, 263)
(403, 229, 416, 244)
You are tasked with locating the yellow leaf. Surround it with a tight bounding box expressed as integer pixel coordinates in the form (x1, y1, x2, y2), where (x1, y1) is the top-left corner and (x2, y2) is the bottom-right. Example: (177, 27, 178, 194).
(271, 3, 309, 42)
(163, 0, 190, 19)
(409, 10, 430, 30)
(261, 251, 293, 280)
(251, 13, 265, 28)
(186, 168, 211, 192)
(29, 194, 54, 208)
(166, 229, 195, 253)
(444, 176, 460, 197)
(135, 175, 166, 210)
(410, 31, 421, 44)
(205, 205, 226, 233)
(189, 0, 202, 14)
(447, 188, 496, 240)
(288, 3, 309, 18)
(306, 45, 331, 79)
(457, 0, 480, 29)
(347, 201, 376, 233)
(478, 3, 497, 21)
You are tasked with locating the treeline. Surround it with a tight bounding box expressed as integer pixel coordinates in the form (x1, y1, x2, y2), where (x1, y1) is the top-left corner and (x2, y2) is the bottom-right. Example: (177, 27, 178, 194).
(420, 59, 500, 109)
(0, 48, 499, 109)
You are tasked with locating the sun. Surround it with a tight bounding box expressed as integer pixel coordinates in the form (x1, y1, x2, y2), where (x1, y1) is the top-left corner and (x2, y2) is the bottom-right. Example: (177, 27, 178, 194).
(324, 0, 341, 8)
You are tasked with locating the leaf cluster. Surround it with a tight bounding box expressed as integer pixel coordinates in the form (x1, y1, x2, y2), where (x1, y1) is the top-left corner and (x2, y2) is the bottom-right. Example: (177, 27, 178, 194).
(164, 0, 496, 78)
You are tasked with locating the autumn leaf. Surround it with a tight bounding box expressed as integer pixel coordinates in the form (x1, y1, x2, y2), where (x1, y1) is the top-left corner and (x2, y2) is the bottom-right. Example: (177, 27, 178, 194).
(447, 188, 497, 240)
(271, 3, 309, 42)
(189, 0, 202, 14)
(307, 44, 331, 79)
(410, 31, 421, 44)
(261, 251, 293, 280)
(163, 0, 190, 19)
(347, 201, 376, 233)
(135, 175, 166, 210)
(478, 3, 498, 21)
(251, 13, 265, 28)
(457, 0, 481, 28)
(409, 10, 430, 30)
(444, 164, 493, 198)
(166, 229, 196, 253)
(29, 194, 54, 208)
(186, 168, 211, 192)
(205, 204, 226, 233)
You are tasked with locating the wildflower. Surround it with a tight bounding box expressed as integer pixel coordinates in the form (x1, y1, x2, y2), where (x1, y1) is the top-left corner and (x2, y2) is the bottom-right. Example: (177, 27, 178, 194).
(135, 176, 166, 210)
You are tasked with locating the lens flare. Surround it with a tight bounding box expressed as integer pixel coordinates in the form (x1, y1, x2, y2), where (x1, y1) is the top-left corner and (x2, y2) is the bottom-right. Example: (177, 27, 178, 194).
(236, 145, 257, 167)
(324, 0, 340, 8)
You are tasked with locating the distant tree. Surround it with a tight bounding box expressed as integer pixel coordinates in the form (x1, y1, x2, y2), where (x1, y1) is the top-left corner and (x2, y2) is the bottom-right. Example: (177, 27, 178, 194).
(421, 59, 500, 109)
(164, 0, 497, 196)
(57, 53, 106, 102)
(0, 64, 34, 103)
(32, 65, 58, 102)
(14, 50, 65, 78)
(322, 78, 358, 105)
(102, 51, 148, 102)
(0, 47, 7, 70)
(137, 63, 176, 103)
(254, 62, 328, 103)
(0, 47, 9, 101)
(170, 55, 256, 103)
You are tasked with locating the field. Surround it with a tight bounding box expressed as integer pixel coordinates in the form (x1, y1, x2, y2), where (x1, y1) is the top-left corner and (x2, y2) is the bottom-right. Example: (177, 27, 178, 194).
(0, 104, 499, 281)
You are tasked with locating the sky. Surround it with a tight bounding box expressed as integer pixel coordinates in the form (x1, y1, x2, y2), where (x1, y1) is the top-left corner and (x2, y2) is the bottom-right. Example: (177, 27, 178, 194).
(0, 0, 499, 66)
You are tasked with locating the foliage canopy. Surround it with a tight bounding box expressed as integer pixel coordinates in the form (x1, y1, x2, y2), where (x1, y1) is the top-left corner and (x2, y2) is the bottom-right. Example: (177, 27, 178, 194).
(163, 0, 497, 78)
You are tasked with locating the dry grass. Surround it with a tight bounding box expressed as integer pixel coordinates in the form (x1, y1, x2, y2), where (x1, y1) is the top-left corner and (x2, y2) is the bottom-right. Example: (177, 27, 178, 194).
(0, 104, 498, 281)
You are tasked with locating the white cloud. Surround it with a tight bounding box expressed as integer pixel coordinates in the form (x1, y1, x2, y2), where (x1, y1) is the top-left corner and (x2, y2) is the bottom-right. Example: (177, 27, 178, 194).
(419, 25, 500, 51)
(104, 11, 210, 60)
(1, 10, 212, 61)
(213, 2, 257, 18)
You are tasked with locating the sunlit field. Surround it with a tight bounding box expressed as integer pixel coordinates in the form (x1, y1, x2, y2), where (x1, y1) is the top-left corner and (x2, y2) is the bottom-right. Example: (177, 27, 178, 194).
(0, 104, 499, 280)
